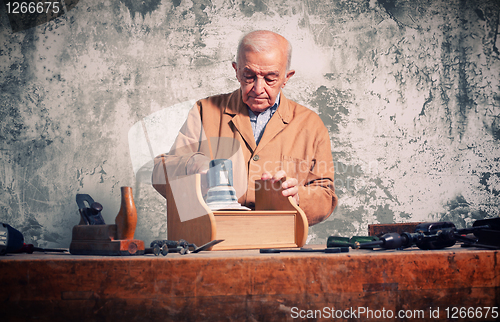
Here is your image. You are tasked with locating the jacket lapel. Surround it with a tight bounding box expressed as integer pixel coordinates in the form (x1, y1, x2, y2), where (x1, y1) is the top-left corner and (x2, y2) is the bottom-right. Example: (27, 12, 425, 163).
(254, 92, 291, 155)
(224, 89, 257, 152)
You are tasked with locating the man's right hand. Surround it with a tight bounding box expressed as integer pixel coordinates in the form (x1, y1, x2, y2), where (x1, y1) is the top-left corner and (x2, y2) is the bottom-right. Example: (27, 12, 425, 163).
(186, 154, 210, 174)
(186, 154, 211, 195)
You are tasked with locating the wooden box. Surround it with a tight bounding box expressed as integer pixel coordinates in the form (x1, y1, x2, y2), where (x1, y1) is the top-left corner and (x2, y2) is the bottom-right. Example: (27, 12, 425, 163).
(165, 174, 308, 250)
(368, 222, 424, 236)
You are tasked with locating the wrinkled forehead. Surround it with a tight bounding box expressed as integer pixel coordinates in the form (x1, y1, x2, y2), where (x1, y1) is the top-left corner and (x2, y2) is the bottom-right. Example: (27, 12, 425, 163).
(239, 49, 285, 75)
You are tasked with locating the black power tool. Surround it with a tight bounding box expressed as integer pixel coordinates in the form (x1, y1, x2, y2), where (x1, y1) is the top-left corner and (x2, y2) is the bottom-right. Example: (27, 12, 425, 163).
(0, 223, 67, 255)
(0, 223, 24, 255)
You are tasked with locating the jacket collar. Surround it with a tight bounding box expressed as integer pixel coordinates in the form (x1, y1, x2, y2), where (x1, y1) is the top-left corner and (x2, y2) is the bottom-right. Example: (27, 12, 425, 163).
(224, 88, 292, 122)
(224, 88, 292, 153)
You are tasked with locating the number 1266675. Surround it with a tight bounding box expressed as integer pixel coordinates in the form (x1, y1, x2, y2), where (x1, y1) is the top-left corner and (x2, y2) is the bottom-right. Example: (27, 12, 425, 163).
(5, 2, 61, 14)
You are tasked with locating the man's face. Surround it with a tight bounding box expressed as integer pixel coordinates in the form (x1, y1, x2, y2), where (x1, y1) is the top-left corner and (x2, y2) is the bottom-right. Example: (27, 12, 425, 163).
(233, 48, 295, 114)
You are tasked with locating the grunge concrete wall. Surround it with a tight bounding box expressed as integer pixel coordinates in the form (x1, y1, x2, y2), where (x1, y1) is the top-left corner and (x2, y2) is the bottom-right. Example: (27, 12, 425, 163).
(0, 0, 499, 248)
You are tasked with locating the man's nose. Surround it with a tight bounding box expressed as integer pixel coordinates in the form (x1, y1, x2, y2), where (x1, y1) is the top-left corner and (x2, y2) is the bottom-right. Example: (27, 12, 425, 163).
(252, 77, 265, 94)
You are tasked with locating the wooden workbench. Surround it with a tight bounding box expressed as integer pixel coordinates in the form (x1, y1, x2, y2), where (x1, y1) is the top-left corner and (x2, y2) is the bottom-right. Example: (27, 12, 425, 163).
(1, 246, 499, 321)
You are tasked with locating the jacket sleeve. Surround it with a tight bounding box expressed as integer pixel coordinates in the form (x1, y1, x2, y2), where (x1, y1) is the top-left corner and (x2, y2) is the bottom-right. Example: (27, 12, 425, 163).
(152, 102, 211, 198)
(297, 124, 338, 226)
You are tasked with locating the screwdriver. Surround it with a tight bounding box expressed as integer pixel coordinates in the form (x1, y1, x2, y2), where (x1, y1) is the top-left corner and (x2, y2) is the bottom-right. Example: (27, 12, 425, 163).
(15, 243, 68, 254)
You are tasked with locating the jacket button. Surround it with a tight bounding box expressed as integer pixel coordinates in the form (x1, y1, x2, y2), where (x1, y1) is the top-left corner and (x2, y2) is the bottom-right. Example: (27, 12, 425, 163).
(253, 155, 260, 161)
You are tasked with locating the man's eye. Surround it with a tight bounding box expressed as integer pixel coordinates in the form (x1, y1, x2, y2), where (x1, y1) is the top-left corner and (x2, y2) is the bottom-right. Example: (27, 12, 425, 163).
(244, 76, 255, 83)
(265, 78, 277, 84)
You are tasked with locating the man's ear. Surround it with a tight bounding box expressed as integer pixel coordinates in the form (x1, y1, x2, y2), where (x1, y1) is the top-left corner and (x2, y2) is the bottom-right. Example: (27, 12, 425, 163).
(283, 70, 295, 87)
(232, 62, 240, 81)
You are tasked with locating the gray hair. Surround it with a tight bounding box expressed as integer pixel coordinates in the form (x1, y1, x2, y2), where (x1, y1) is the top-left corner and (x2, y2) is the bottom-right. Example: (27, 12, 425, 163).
(236, 30, 292, 70)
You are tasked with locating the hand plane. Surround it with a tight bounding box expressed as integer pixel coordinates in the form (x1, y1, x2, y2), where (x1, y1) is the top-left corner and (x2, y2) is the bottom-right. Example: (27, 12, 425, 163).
(76, 194, 105, 225)
(69, 187, 145, 256)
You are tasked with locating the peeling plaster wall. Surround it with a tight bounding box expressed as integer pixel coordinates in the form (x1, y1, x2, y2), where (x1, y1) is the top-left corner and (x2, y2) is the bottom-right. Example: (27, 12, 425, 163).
(0, 0, 499, 247)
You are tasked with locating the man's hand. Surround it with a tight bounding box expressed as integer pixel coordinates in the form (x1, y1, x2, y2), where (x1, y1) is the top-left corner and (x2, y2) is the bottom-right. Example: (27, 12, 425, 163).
(261, 170, 299, 205)
(186, 154, 210, 195)
(186, 154, 210, 174)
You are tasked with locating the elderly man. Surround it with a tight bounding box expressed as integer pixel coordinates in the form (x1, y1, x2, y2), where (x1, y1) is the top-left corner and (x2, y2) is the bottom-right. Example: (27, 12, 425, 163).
(153, 30, 337, 226)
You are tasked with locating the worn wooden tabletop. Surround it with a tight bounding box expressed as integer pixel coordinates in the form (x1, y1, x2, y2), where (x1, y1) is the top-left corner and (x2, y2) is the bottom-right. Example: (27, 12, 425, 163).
(1, 245, 499, 321)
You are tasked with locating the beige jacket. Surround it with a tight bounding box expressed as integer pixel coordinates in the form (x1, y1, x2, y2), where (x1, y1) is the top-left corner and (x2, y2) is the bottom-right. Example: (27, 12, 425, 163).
(153, 89, 338, 225)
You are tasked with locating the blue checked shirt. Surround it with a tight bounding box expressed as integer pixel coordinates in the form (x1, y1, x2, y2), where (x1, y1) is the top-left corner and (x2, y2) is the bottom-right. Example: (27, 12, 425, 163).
(247, 93, 280, 145)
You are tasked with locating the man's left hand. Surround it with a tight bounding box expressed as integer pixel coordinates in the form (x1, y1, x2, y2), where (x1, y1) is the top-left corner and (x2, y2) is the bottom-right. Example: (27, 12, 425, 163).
(261, 170, 299, 205)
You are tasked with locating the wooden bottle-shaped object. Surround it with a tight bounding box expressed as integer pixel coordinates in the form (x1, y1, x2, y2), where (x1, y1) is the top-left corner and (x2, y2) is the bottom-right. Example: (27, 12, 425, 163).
(115, 186, 137, 240)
